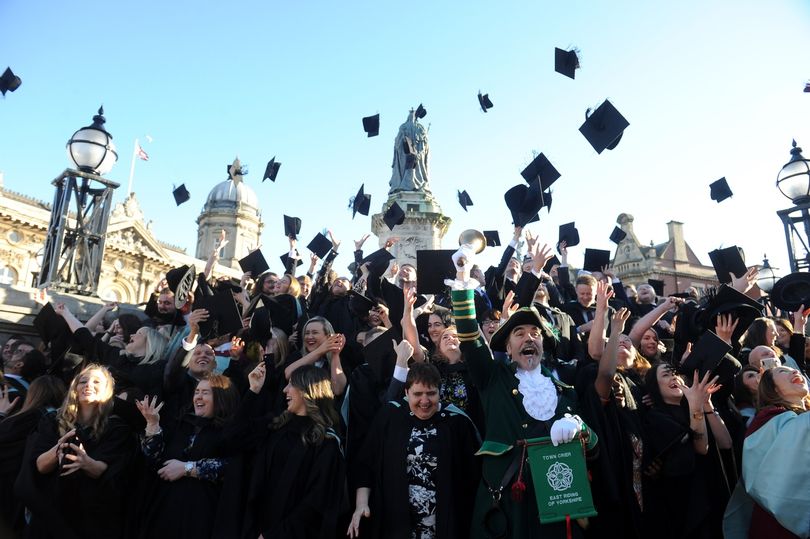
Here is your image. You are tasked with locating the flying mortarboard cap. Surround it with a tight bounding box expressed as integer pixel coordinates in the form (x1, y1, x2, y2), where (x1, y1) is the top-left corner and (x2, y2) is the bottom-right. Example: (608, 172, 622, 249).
(416, 249, 457, 295)
(710, 177, 733, 203)
(483, 230, 501, 247)
(193, 291, 243, 340)
(504, 180, 542, 227)
(609, 226, 627, 244)
(348, 290, 377, 318)
(361, 248, 395, 277)
(307, 233, 333, 259)
(583, 248, 611, 273)
(458, 190, 473, 212)
(362, 326, 404, 383)
(263, 157, 281, 182)
(708, 246, 747, 284)
(362, 114, 380, 137)
(383, 202, 406, 230)
(543, 255, 562, 274)
(352, 184, 371, 218)
(558, 222, 580, 249)
(172, 184, 190, 206)
(415, 104, 427, 119)
(647, 278, 665, 296)
(679, 330, 733, 380)
(805, 82, 810, 93)
(238, 250, 270, 276)
(579, 99, 630, 154)
(0, 67, 22, 96)
(477, 92, 494, 113)
(554, 48, 580, 79)
(283, 215, 302, 239)
(520, 153, 561, 189)
(279, 252, 303, 270)
(769, 272, 810, 312)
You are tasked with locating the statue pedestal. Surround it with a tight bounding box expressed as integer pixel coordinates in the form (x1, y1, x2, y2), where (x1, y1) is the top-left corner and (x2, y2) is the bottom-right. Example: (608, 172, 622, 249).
(371, 191, 452, 267)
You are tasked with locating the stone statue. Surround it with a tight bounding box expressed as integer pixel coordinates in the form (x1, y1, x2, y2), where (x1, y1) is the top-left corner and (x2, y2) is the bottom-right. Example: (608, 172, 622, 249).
(389, 109, 431, 194)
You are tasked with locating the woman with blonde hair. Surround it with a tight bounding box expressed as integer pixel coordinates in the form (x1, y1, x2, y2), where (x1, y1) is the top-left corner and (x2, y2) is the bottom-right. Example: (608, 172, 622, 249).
(55, 303, 168, 397)
(18, 364, 135, 539)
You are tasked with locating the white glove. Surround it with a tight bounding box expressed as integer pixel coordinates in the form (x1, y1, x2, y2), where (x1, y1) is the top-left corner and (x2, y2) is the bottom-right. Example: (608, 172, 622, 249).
(549, 414, 583, 446)
(452, 244, 477, 271)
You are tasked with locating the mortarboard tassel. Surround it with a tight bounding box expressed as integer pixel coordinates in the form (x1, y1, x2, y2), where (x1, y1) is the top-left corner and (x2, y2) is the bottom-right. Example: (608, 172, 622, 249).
(510, 444, 528, 502)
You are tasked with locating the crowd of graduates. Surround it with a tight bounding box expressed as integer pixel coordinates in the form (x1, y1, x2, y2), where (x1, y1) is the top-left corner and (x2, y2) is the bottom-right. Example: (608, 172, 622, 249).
(0, 225, 809, 539)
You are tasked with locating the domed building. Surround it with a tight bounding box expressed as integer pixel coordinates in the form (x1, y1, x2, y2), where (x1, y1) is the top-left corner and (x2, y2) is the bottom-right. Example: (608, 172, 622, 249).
(195, 157, 263, 270)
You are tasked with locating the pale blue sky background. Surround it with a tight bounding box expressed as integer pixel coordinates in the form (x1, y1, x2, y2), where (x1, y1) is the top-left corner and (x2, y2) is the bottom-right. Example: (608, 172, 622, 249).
(1, 1, 809, 281)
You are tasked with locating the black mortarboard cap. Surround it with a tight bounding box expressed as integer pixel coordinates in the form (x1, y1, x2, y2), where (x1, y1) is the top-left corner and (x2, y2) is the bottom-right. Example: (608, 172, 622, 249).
(554, 48, 580, 79)
(543, 255, 561, 274)
(770, 272, 810, 312)
(478, 92, 494, 113)
(647, 278, 665, 297)
(609, 226, 627, 244)
(348, 290, 377, 318)
(520, 153, 561, 189)
(383, 202, 406, 230)
(679, 330, 733, 380)
(362, 114, 380, 137)
(579, 99, 630, 154)
(558, 222, 580, 249)
(415, 104, 427, 119)
(504, 180, 542, 227)
(193, 291, 243, 340)
(172, 184, 190, 206)
(362, 326, 404, 383)
(458, 190, 473, 212)
(33, 303, 71, 359)
(263, 157, 281, 182)
(0, 67, 22, 96)
(283, 215, 301, 239)
(380, 279, 427, 329)
(416, 249, 457, 295)
(708, 246, 747, 284)
(583, 248, 611, 273)
(483, 230, 501, 247)
(710, 177, 733, 203)
(361, 248, 395, 278)
(541, 189, 552, 212)
(261, 295, 299, 336)
(805, 82, 810, 93)
(307, 233, 333, 259)
(238, 250, 269, 276)
(352, 184, 371, 218)
(280, 252, 303, 270)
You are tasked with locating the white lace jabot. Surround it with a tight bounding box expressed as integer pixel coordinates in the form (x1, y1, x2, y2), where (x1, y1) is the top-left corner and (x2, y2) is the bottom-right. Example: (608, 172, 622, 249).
(515, 367, 558, 421)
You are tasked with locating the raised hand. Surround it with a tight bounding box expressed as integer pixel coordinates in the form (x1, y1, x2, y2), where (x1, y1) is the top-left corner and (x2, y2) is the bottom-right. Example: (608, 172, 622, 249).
(135, 395, 164, 429)
(0, 386, 19, 415)
(679, 370, 722, 410)
(393, 339, 414, 367)
(595, 281, 614, 313)
(384, 236, 400, 249)
(327, 230, 340, 251)
(610, 308, 630, 336)
(531, 242, 554, 275)
(730, 267, 758, 294)
(248, 362, 267, 394)
(230, 337, 245, 358)
(501, 290, 519, 321)
(794, 304, 808, 335)
(354, 234, 371, 251)
(714, 314, 739, 344)
(187, 309, 209, 334)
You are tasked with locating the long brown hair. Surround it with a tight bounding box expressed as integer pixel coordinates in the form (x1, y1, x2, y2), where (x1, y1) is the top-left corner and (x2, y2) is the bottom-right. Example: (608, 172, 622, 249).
(57, 365, 115, 439)
(198, 375, 239, 427)
(272, 365, 338, 446)
(13, 375, 66, 416)
(757, 367, 810, 413)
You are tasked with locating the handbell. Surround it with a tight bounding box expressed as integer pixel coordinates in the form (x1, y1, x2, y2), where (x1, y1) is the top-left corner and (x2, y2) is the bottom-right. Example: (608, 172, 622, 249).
(458, 229, 486, 254)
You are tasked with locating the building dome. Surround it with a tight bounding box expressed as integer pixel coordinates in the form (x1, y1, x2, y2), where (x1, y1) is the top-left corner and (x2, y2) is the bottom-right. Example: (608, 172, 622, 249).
(206, 179, 260, 210)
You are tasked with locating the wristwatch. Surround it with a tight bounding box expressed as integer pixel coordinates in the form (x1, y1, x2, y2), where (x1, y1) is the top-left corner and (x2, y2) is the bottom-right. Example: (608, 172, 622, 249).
(691, 410, 705, 421)
(184, 461, 194, 477)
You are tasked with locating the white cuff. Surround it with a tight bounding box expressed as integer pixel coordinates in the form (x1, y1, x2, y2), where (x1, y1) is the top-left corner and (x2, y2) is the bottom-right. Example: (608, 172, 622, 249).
(181, 335, 198, 351)
(392, 365, 409, 382)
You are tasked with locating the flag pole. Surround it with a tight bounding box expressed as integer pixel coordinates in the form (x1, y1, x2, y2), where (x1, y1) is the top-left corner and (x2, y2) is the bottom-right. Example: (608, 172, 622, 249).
(127, 138, 139, 196)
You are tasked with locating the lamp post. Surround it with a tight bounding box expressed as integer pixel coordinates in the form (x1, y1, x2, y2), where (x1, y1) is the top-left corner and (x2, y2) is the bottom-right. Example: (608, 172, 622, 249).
(756, 255, 780, 293)
(37, 107, 120, 295)
(776, 140, 810, 273)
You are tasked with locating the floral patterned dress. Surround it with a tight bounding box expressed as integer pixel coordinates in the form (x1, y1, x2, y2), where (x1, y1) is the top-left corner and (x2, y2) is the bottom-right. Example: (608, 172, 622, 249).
(406, 421, 439, 539)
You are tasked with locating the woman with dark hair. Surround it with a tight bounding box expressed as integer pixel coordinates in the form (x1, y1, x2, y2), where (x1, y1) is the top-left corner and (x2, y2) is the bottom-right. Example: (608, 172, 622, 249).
(55, 303, 168, 397)
(741, 314, 807, 373)
(348, 362, 479, 539)
(18, 364, 135, 539)
(134, 374, 238, 538)
(0, 376, 66, 536)
(226, 363, 345, 538)
(420, 310, 452, 355)
(642, 363, 735, 538)
(628, 297, 682, 362)
(724, 366, 810, 537)
(732, 365, 760, 428)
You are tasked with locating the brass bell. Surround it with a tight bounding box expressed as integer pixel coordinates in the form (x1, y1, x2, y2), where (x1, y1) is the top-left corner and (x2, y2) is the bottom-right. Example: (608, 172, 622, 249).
(458, 229, 486, 255)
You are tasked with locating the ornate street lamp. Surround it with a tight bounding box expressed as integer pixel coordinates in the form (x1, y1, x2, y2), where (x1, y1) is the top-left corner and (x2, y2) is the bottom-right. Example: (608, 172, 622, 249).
(776, 140, 810, 272)
(756, 255, 780, 293)
(37, 108, 120, 295)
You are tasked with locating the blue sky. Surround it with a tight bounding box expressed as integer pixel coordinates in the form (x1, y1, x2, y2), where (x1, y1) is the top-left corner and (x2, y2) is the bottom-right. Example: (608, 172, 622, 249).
(2, 1, 810, 281)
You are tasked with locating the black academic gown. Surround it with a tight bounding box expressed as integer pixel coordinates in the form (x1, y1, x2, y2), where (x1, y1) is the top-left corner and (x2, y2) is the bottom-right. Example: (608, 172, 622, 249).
(137, 415, 228, 539)
(15, 414, 136, 539)
(355, 400, 480, 539)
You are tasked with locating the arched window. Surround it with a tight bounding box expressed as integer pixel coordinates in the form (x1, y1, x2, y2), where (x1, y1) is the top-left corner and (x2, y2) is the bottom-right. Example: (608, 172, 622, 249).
(0, 264, 18, 285)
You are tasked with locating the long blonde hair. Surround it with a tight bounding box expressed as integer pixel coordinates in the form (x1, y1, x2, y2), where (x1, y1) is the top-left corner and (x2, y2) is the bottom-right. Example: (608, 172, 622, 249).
(57, 364, 115, 440)
(137, 327, 169, 365)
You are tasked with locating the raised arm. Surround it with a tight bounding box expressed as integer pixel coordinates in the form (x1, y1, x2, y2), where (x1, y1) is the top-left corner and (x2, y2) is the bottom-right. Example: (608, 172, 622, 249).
(628, 297, 681, 349)
(588, 282, 614, 361)
(595, 308, 630, 401)
(401, 287, 426, 362)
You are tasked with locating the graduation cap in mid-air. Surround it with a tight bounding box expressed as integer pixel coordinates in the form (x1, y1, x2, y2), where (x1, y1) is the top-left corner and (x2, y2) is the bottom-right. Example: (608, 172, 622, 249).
(263, 157, 281, 182)
(362, 114, 380, 137)
(583, 248, 612, 273)
(579, 99, 629, 154)
(708, 246, 747, 284)
(504, 179, 543, 227)
(172, 184, 190, 206)
(478, 92, 494, 113)
(307, 233, 333, 259)
(554, 48, 580, 79)
(415, 104, 427, 119)
(558, 222, 580, 250)
(520, 152, 560, 212)
(238, 250, 270, 276)
(280, 252, 303, 270)
(383, 202, 406, 230)
(351, 184, 371, 218)
(483, 230, 501, 247)
(0, 67, 22, 96)
(458, 190, 473, 212)
(710, 177, 733, 203)
(609, 226, 627, 244)
(361, 248, 395, 277)
(283, 215, 302, 240)
(647, 278, 665, 297)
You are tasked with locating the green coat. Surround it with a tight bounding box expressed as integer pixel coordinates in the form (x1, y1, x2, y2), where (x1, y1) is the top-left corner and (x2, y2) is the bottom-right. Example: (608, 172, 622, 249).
(452, 289, 597, 538)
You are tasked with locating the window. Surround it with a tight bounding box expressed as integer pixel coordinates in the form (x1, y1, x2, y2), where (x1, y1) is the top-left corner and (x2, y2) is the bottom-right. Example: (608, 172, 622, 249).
(0, 264, 18, 285)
